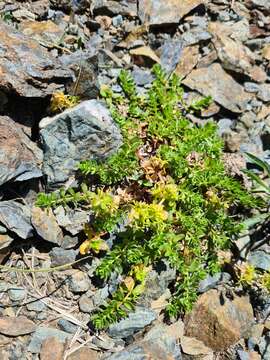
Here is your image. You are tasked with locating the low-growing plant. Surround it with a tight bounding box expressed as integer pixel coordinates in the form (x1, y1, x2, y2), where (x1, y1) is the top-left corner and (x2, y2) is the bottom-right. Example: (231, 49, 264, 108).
(37, 65, 259, 329)
(50, 91, 80, 114)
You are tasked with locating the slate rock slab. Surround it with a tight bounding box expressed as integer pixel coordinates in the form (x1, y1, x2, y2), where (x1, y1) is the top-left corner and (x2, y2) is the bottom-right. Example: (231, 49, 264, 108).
(39, 100, 122, 186)
(0, 22, 71, 97)
(28, 326, 71, 353)
(0, 200, 33, 239)
(138, 0, 206, 26)
(31, 206, 63, 245)
(183, 63, 251, 113)
(0, 316, 36, 336)
(0, 116, 43, 186)
(108, 306, 157, 338)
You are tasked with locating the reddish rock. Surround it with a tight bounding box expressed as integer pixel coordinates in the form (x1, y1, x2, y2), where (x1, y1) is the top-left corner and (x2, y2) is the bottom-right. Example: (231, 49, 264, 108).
(185, 290, 254, 351)
(138, 0, 206, 26)
(40, 337, 65, 360)
(67, 347, 100, 360)
(183, 63, 251, 113)
(0, 316, 36, 336)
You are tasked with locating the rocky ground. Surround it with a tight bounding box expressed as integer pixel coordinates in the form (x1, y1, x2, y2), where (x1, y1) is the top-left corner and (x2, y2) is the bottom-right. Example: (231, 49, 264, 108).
(0, 0, 269, 359)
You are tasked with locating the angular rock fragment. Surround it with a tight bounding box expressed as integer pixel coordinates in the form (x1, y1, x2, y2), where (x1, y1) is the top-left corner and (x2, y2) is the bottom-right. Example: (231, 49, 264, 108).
(0, 116, 43, 186)
(108, 307, 157, 338)
(183, 63, 251, 113)
(185, 289, 254, 350)
(0, 316, 36, 336)
(0, 234, 13, 250)
(138, 0, 206, 26)
(31, 207, 63, 245)
(0, 201, 33, 239)
(28, 326, 71, 353)
(39, 100, 122, 187)
(20, 20, 64, 44)
(181, 336, 213, 356)
(40, 337, 65, 360)
(175, 45, 200, 78)
(0, 22, 71, 97)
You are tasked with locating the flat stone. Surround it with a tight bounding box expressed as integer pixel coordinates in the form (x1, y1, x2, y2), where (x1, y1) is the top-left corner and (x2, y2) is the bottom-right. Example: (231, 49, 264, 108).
(31, 207, 63, 245)
(0, 200, 33, 239)
(0, 234, 13, 251)
(28, 326, 71, 353)
(257, 84, 270, 102)
(40, 337, 65, 360)
(57, 319, 79, 334)
(183, 63, 251, 113)
(8, 287, 27, 301)
(175, 45, 200, 79)
(0, 22, 71, 97)
(79, 294, 95, 313)
(108, 306, 157, 338)
(185, 289, 254, 350)
(69, 271, 91, 293)
(138, 0, 206, 26)
(39, 100, 122, 187)
(66, 347, 100, 360)
(54, 206, 90, 236)
(105, 340, 176, 360)
(0, 316, 36, 336)
(0, 116, 43, 186)
(209, 22, 255, 75)
(181, 336, 213, 356)
(26, 299, 47, 312)
(158, 40, 183, 73)
(49, 248, 77, 267)
(248, 251, 270, 271)
(198, 272, 231, 293)
(20, 20, 64, 44)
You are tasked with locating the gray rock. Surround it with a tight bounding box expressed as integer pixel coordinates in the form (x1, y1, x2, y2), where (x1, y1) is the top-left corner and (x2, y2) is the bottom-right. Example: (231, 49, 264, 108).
(49, 248, 77, 267)
(112, 15, 123, 27)
(158, 40, 183, 73)
(69, 271, 91, 293)
(92, 286, 110, 306)
(257, 84, 270, 102)
(31, 207, 63, 245)
(26, 300, 47, 312)
(131, 68, 154, 87)
(183, 63, 251, 113)
(181, 29, 212, 46)
(248, 251, 270, 271)
(198, 272, 231, 293)
(0, 116, 43, 186)
(0, 22, 71, 97)
(39, 100, 122, 186)
(144, 323, 181, 359)
(61, 235, 80, 249)
(27, 326, 71, 353)
(79, 294, 95, 313)
(108, 306, 157, 338)
(0, 201, 33, 239)
(8, 287, 27, 301)
(139, 262, 176, 306)
(244, 82, 260, 93)
(60, 49, 100, 99)
(217, 118, 233, 137)
(54, 206, 90, 235)
(57, 319, 79, 334)
(258, 333, 270, 358)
